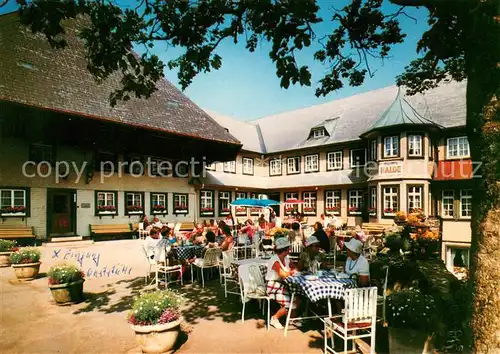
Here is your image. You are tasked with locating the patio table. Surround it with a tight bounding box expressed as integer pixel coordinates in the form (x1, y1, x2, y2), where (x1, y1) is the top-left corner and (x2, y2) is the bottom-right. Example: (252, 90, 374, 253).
(173, 245, 204, 260)
(285, 271, 356, 302)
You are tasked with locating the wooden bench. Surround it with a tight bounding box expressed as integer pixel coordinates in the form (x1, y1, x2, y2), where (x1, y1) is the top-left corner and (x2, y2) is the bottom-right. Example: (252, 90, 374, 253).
(89, 224, 133, 237)
(178, 222, 195, 232)
(0, 226, 36, 239)
(362, 223, 391, 235)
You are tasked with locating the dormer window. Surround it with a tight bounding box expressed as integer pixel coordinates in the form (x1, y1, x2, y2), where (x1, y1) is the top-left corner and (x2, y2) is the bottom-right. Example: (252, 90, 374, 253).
(312, 128, 325, 138)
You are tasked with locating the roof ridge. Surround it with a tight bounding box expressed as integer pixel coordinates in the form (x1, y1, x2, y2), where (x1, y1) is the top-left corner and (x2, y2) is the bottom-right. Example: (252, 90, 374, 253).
(254, 123, 267, 154)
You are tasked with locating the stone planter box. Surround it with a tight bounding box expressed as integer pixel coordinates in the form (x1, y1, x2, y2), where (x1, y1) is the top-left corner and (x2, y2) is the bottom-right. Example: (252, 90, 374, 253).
(49, 279, 85, 305)
(131, 318, 182, 353)
(389, 328, 434, 354)
(0, 251, 13, 267)
(12, 262, 41, 280)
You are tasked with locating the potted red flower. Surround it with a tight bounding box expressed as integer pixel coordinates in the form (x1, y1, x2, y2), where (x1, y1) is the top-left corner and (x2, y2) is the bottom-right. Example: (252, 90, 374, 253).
(10, 247, 41, 280)
(174, 204, 188, 214)
(48, 264, 85, 305)
(0, 240, 16, 267)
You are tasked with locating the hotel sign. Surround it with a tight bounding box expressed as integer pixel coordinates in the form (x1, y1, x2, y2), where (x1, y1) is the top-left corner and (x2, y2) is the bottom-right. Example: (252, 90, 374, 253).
(379, 161, 403, 177)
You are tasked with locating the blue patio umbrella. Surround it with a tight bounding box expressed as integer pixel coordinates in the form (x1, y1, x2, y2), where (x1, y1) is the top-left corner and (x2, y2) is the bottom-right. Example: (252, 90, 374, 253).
(230, 198, 280, 208)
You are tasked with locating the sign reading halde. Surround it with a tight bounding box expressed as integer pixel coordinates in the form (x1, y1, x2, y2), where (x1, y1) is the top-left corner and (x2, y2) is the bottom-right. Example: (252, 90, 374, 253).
(378, 161, 403, 176)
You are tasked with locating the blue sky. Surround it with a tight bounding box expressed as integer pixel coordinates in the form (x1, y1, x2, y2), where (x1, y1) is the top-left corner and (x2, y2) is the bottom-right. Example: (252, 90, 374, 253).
(1, 1, 429, 121)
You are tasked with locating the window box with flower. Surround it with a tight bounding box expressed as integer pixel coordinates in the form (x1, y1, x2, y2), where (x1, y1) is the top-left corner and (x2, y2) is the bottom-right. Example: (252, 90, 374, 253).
(48, 264, 85, 305)
(303, 206, 316, 215)
(174, 204, 188, 214)
(0, 205, 27, 217)
(97, 205, 117, 217)
(200, 207, 214, 216)
(348, 206, 361, 215)
(126, 205, 144, 215)
(384, 208, 396, 217)
(250, 207, 260, 216)
(368, 207, 377, 216)
(325, 206, 340, 216)
(128, 290, 185, 353)
(219, 207, 231, 216)
(235, 206, 246, 216)
(387, 289, 439, 354)
(152, 204, 167, 215)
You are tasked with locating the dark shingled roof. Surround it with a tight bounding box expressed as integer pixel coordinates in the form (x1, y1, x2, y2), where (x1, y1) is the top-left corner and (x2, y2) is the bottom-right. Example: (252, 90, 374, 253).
(0, 13, 241, 146)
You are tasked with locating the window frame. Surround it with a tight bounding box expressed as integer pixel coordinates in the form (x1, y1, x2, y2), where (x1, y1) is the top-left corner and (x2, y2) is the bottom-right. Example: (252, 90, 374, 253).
(218, 190, 232, 216)
(94, 190, 118, 216)
(326, 151, 343, 171)
(407, 134, 424, 158)
(382, 185, 399, 217)
(304, 154, 320, 173)
(284, 192, 299, 215)
(29, 143, 54, 165)
(324, 190, 341, 216)
(286, 156, 301, 175)
(446, 136, 470, 159)
(348, 189, 363, 215)
(173, 193, 189, 214)
(269, 158, 282, 176)
(441, 190, 455, 218)
(0, 187, 31, 217)
(150, 192, 168, 215)
(383, 135, 400, 158)
(350, 149, 367, 168)
(223, 160, 236, 174)
(205, 162, 216, 171)
(124, 191, 145, 215)
(242, 157, 254, 175)
(249, 192, 260, 215)
(460, 189, 472, 219)
(312, 128, 325, 138)
(407, 185, 424, 214)
(369, 187, 377, 216)
(235, 191, 247, 215)
(369, 140, 377, 162)
(199, 189, 215, 216)
(149, 157, 172, 177)
(445, 246, 470, 273)
(302, 191, 317, 215)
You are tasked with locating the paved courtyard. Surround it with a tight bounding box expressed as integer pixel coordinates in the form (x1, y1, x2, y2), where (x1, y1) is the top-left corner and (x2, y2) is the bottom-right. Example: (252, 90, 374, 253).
(0, 240, 326, 354)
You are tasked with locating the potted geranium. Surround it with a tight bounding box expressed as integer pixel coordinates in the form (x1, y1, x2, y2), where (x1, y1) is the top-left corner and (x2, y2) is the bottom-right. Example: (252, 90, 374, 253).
(10, 247, 41, 280)
(48, 264, 85, 305)
(0, 239, 16, 267)
(387, 289, 439, 354)
(129, 290, 185, 353)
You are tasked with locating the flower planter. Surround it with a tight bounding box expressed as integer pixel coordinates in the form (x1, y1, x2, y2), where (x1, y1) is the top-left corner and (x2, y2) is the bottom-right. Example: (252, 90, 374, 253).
(131, 318, 182, 354)
(389, 328, 434, 354)
(12, 262, 41, 280)
(0, 251, 13, 267)
(49, 279, 85, 305)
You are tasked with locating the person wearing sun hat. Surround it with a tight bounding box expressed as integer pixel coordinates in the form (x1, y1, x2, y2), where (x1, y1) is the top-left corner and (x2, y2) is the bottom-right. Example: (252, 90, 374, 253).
(344, 238, 370, 286)
(297, 236, 325, 273)
(265, 237, 299, 329)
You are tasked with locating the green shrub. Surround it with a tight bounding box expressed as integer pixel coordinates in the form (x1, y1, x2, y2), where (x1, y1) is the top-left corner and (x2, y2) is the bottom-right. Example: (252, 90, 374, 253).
(387, 288, 440, 333)
(385, 232, 402, 253)
(128, 290, 184, 326)
(48, 264, 84, 285)
(0, 239, 16, 252)
(10, 247, 41, 264)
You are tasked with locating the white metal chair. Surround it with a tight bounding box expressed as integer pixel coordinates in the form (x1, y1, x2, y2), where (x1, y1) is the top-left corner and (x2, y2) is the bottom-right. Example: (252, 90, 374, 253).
(289, 240, 303, 262)
(219, 249, 240, 297)
(190, 248, 222, 287)
(138, 222, 149, 240)
(141, 244, 156, 285)
(173, 223, 181, 237)
(155, 245, 183, 289)
(324, 287, 378, 354)
(240, 264, 271, 331)
(234, 234, 251, 260)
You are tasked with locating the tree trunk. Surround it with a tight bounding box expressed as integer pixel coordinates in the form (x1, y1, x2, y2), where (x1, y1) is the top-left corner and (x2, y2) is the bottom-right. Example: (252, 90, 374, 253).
(466, 2, 500, 353)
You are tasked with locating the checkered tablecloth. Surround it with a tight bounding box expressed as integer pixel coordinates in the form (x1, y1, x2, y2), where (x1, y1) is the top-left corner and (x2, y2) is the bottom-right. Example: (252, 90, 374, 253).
(173, 245, 204, 260)
(285, 272, 356, 302)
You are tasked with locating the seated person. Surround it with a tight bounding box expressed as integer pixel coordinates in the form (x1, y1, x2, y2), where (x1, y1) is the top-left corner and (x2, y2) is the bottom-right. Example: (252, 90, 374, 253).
(266, 237, 299, 329)
(240, 219, 255, 242)
(344, 239, 370, 287)
(297, 236, 325, 273)
(205, 231, 218, 249)
(312, 222, 330, 253)
(145, 227, 162, 260)
(288, 222, 303, 244)
(220, 225, 234, 251)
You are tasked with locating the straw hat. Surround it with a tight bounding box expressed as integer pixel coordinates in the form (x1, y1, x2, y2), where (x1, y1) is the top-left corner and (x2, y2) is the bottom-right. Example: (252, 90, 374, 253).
(275, 237, 291, 250)
(345, 238, 363, 254)
(305, 236, 320, 247)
